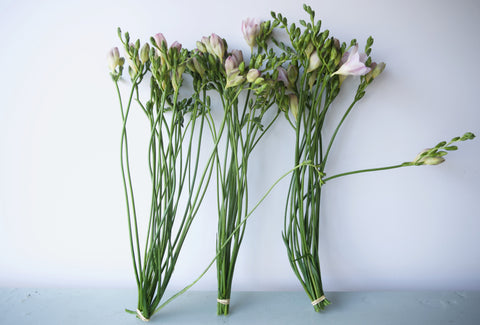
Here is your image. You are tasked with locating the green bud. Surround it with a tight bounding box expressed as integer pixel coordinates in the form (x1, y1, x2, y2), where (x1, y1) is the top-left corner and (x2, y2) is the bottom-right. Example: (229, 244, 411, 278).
(139, 43, 150, 64)
(461, 132, 476, 140)
(287, 65, 298, 86)
(421, 156, 445, 165)
(289, 93, 299, 120)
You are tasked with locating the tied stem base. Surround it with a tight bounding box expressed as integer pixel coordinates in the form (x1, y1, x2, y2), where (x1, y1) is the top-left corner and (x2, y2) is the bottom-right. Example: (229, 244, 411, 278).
(217, 298, 230, 315)
(312, 296, 331, 312)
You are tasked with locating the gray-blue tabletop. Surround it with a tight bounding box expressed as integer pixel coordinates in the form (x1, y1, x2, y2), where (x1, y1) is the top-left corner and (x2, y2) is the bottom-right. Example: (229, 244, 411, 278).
(1, 289, 479, 324)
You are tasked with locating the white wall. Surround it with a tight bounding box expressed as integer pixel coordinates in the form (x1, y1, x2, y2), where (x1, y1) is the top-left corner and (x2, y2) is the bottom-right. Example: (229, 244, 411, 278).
(0, 0, 479, 292)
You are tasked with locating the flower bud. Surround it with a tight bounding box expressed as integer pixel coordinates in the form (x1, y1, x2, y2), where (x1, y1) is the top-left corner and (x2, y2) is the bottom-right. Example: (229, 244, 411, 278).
(287, 65, 298, 86)
(209, 33, 225, 61)
(246, 69, 261, 83)
(304, 42, 314, 58)
(192, 57, 205, 77)
(196, 40, 207, 53)
(170, 41, 182, 52)
(289, 94, 299, 120)
(153, 33, 167, 49)
(307, 50, 321, 73)
(365, 62, 386, 83)
(225, 56, 238, 75)
(421, 156, 445, 165)
(277, 67, 289, 88)
(140, 43, 150, 64)
(242, 18, 261, 49)
(107, 47, 124, 72)
(226, 70, 245, 88)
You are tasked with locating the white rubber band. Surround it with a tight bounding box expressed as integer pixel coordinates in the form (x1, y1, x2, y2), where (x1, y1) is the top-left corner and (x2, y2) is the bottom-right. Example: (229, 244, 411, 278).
(311, 295, 326, 306)
(217, 298, 230, 305)
(136, 309, 150, 322)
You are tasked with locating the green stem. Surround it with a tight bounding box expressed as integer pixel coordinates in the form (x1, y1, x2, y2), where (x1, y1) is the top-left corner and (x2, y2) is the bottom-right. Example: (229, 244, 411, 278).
(323, 163, 411, 182)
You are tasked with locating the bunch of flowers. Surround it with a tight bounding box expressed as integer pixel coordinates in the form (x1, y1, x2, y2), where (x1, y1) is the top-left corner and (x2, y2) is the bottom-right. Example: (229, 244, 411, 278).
(108, 4, 474, 320)
(270, 4, 474, 311)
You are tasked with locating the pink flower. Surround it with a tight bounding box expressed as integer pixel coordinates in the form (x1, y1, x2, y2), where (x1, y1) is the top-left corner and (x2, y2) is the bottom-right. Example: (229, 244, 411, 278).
(170, 41, 182, 52)
(332, 45, 371, 76)
(153, 33, 167, 48)
(224, 56, 238, 75)
(277, 67, 289, 88)
(242, 18, 261, 49)
(209, 33, 225, 61)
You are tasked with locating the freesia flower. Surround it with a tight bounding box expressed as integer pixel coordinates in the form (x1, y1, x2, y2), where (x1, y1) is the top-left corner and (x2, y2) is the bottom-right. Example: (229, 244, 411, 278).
(224, 56, 238, 75)
(170, 41, 182, 52)
(107, 47, 124, 72)
(153, 33, 167, 49)
(277, 67, 289, 88)
(246, 69, 261, 83)
(307, 50, 321, 73)
(209, 33, 225, 61)
(365, 62, 386, 83)
(242, 18, 261, 50)
(139, 43, 150, 64)
(332, 45, 371, 76)
(289, 94, 299, 120)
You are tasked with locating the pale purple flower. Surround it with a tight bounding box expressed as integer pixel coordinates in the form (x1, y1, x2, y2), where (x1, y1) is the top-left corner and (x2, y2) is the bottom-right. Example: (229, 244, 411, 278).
(242, 18, 261, 49)
(224, 56, 238, 75)
(153, 33, 167, 48)
(231, 49, 243, 65)
(209, 33, 225, 60)
(332, 45, 371, 76)
(170, 41, 182, 52)
(277, 67, 289, 88)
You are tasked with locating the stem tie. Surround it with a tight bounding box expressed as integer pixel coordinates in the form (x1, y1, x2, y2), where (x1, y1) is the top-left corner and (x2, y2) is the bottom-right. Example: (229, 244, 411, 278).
(217, 298, 230, 305)
(311, 295, 326, 306)
(136, 309, 150, 322)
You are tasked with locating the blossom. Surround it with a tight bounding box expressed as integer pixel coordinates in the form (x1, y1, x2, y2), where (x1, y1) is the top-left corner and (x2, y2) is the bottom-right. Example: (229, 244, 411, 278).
(277, 67, 289, 88)
(209, 33, 225, 60)
(365, 62, 386, 83)
(199, 34, 226, 61)
(170, 41, 182, 52)
(224, 50, 243, 75)
(107, 47, 124, 72)
(412, 148, 445, 165)
(332, 45, 371, 76)
(242, 18, 261, 49)
(307, 50, 320, 73)
(153, 33, 167, 49)
(246, 69, 261, 83)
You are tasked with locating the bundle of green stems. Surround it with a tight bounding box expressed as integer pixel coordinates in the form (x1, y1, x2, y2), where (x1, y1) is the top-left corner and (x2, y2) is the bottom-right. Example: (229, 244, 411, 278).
(188, 28, 285, 314)
(111, 30, 221, 321)
(271, 5, 475, 311)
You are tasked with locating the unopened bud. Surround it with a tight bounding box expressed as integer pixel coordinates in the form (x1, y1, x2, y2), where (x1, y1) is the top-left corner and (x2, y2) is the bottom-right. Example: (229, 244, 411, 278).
(287, 65, 298, 86)
(365, 62, 386, 83)
(307, 50, 321, 73)
(246, 69, 261, 83)
(289, 94, 299, 120)
(421, 156, 445, 165)
(140, 43, 150, 64)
